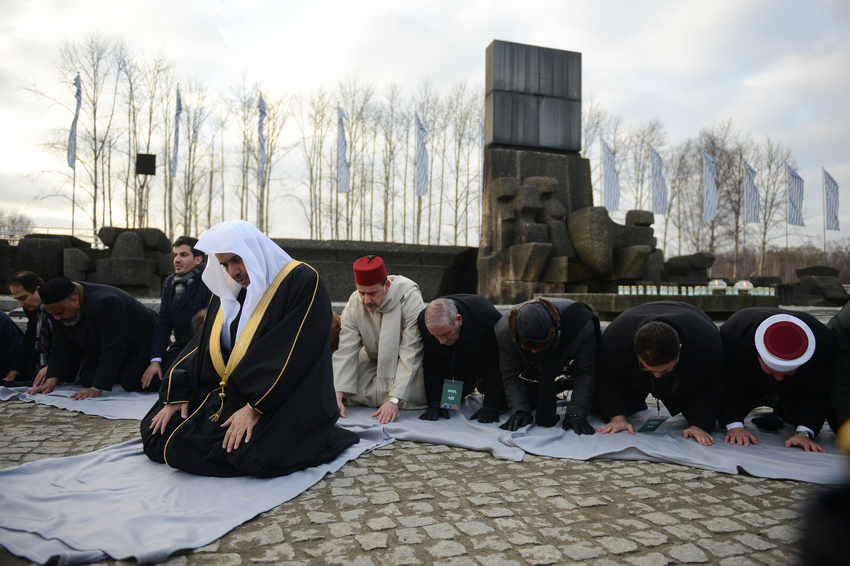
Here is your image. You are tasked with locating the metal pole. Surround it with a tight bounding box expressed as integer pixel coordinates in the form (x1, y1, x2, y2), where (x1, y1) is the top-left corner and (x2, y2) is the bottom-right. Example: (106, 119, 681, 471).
(71, 165, 76, 236)
(822, 167, 827, 265)
(785, 165, 789, 283)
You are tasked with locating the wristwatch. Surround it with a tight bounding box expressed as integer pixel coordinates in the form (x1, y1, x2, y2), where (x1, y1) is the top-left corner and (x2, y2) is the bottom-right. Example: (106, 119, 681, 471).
(798, 430, 814, 440)
(389, 397, 399, 406)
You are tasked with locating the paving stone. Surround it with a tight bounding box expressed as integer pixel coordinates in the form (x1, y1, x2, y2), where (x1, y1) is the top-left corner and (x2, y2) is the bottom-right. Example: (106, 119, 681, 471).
(628, 531, 668, 547)
(597, 536, 638, 554)
(625, 553, 671, 566)
(395, 528, 426, 545)
(667, 543, 709, 563)
(228, 525, 284, 546)
(762, 525, 801, 541)
(250, 543, 296, 562)
(475, 553, 522, 566)
(696, 538, 748, 557)
(397, 515, 437, 528)
(517, 544, 562, 565)
(560, 541, 606, 560)
(427, 540, 467, 558)
(422, 522, 459, 540)
(356, 532, 388, 551)
(734, 533, 776, 551)
(701, 517, 747, 533)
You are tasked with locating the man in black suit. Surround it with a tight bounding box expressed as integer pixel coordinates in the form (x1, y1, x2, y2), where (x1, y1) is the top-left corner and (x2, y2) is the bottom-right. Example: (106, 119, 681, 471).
(719, 308, 834, 452)
(595, 301, 724, 446)
(141, 236, 211, 388)
(417, 294, 506, 423)
(29, 277, 158, 399)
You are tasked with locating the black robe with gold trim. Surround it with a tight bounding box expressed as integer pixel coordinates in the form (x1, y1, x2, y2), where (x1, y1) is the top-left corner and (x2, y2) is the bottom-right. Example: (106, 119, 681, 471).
(141, 262, 358, 478)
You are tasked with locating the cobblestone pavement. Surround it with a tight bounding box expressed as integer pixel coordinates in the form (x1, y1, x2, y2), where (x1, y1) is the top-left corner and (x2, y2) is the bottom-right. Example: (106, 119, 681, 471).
(0, 398, 834, 566)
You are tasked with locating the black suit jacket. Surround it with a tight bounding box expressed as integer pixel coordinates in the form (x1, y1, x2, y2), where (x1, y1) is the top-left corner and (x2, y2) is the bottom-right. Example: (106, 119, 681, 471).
(417, 294, 505, 410)
(48, 282, 157, 391)
(596, 301, 724, 432)
(719, 307, 834, 434)
(150, 264, 212, 360)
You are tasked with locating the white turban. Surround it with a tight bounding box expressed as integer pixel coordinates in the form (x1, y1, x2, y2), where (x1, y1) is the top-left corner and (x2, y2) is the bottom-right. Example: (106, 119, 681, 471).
(195, 220, 293, 348)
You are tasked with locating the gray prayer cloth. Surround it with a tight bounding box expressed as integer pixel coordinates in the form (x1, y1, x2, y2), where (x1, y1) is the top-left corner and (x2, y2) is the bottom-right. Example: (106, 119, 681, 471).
(0, 427, 389, 565)
(0, 384, 153, 420)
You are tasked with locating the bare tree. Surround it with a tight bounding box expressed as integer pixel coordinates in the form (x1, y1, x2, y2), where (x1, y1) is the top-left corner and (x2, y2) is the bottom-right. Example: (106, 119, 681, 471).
(338, 74, 376, 240)
(752, 137, 797, 275)
(295, 87, 332, 239)
(622, 119, 666, 211)
(256, 91, 294, 233)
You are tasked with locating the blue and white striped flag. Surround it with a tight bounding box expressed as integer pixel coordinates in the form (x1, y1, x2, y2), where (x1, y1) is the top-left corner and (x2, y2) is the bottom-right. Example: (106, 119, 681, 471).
(824, 168, 839, 231)
(415, 114, 429, 197)
(337, 107, 350, 194)
(171, 87, 182, 179)
(743, 159, 759, 224)
(601, 140, 619, 211)
(258, 95, 267, 187)
(787, 165, 805, 227)
(703, 152, 718, 222)
(650, 146, 667, 215)
(67, 74, 81, 169)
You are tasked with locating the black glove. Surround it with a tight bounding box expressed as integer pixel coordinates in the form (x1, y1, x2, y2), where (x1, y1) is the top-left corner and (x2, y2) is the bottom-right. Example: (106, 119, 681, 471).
(752, 414, 784, 431)
(499, 411, 533, 431)
(419, 405, 449, 421)
(470, 407, 500, 424)
(563, 414, 595, 435)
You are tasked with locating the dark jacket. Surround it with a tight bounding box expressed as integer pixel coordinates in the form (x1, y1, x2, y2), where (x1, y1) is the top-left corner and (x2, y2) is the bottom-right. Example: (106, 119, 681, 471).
(596, 301, 724, 432)
(496, 298, 600, 424)
(10, 306, 52, 376)
(720, 307, 834, 434)
(417, 294, 505, 410)
(48, 282, 157, 391)
(150, 265, 212, 361)
(0, 311, 23, 377)
(828, 301, 850, 427)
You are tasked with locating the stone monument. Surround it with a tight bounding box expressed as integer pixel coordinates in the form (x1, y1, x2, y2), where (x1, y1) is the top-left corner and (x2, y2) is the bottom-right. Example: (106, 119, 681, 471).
(478, 40, 661, 304)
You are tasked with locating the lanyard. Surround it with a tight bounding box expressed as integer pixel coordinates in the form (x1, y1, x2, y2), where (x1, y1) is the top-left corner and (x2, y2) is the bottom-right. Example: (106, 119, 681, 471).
(648, 374, 661, 416)
(448, 345, 456, 382)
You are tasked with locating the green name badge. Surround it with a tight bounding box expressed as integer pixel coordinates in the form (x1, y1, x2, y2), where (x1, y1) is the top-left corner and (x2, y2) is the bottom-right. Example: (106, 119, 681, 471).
(637, 417, 668, 432)
(440, 379, 461, 410)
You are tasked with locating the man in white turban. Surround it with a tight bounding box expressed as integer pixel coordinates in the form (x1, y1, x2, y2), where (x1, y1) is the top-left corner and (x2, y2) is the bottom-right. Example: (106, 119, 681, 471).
(141, 220, 358, 477)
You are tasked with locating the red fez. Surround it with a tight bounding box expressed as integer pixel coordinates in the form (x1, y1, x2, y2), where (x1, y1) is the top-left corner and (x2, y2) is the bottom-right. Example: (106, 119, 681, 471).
(755, 314, 815, 373)
(353, 256, 387, 286)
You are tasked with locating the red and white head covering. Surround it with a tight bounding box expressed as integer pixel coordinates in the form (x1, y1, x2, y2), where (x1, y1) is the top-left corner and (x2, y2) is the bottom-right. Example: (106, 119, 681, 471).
(755, 314, 816, 373)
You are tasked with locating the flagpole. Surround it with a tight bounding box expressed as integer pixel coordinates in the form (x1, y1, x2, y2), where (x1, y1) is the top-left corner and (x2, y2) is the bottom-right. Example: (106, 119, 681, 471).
(822, 167, 827, 265)
(71, 166, 76, 236)
(785, 164, 790, 283)
(741, 157, 750, 279)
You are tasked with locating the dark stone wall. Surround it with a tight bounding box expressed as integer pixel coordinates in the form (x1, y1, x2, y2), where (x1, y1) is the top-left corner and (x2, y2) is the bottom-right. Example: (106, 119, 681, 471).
(273, 239, 477, 303)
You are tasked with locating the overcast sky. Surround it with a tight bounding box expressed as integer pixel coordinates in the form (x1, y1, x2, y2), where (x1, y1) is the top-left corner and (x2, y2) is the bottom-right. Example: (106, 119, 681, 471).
(1, 0, 848, 247)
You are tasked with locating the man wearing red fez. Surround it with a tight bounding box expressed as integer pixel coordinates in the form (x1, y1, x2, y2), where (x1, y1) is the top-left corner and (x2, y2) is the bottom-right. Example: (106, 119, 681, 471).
(333, 255, 427, 424)
(719, 307, 835, 452)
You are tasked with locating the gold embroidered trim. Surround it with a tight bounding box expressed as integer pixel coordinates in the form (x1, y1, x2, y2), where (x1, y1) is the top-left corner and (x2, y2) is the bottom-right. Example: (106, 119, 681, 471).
(207, 261, 303, 421)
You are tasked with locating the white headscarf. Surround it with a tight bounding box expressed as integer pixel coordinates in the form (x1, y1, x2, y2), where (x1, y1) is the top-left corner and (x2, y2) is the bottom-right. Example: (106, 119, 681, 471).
(195, 220, 293, 348)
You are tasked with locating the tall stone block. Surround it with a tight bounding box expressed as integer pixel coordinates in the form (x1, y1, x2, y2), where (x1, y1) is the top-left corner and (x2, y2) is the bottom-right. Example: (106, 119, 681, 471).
(485, 41, 581, 152)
